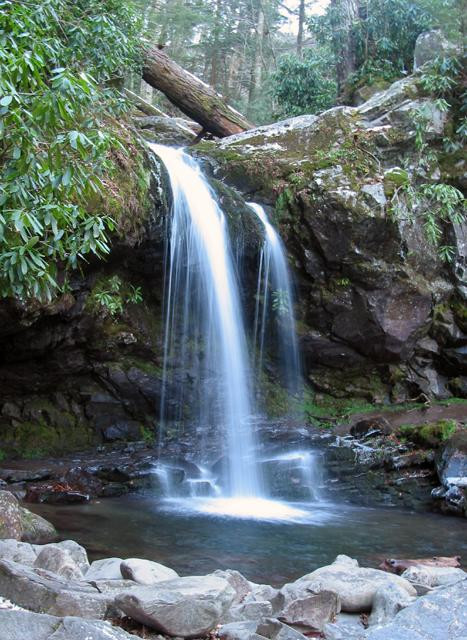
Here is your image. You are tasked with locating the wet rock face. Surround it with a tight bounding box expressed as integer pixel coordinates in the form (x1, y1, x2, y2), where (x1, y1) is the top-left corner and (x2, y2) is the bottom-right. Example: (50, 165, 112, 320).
(197, 70, 466, 402)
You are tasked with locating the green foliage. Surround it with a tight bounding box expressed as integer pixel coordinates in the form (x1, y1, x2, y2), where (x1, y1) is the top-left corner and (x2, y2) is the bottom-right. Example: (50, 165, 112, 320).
(90, 275, 143, 318)
(140, 424, 155, 446)
(389, 57, 465, 261)
(398, 419, 458, 447)
(272, 50, 337, 118)
(272, 289, 290, 317)
(0, 0, 141, 301)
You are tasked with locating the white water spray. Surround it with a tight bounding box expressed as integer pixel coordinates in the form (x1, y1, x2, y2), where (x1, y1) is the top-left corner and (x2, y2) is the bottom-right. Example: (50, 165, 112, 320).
(249, 203, 301, 395)
(151, 144, 261, 498)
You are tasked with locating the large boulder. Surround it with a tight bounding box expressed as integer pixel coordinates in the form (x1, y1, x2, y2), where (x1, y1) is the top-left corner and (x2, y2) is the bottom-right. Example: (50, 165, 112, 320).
(413, 30, 458, 70)
(0, 558, 112, 619)
(368, 582, 414, 626)
(282, 556, 416, 613)
(364, 578, 467, 640)
(115, 575, 236, 637)
(401, 565, 466, 588)
(0, 491, 24, 539)
(0, 491, 57, 543)
(120, 558, 178, 585)
(85, 557, 124, 581)
(195, 66, 460, 402)
(278, 590, 340, 632)
(0, 609, 141, 640)
(34, 545, 84, 581)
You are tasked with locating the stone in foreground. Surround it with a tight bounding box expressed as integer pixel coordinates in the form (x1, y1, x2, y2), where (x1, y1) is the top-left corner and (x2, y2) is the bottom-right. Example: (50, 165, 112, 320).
(0, 608, 140, 640)
(283, 555, 416, 613)
(115, 575, 235, 637)
(0, 559, 111, 618)
(278, 590, 340, 631)
(364, 579, 467, 640)
(120, 557, 178, 584)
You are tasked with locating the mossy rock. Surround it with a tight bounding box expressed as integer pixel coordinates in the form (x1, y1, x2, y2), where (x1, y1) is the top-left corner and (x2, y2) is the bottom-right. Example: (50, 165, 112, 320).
(398, 419, 458, 448)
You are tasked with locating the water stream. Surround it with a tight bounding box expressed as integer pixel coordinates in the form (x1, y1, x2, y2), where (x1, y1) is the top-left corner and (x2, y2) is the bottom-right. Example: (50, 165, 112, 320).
(248, 202, 301, 396)
(150, 144, 313, 519)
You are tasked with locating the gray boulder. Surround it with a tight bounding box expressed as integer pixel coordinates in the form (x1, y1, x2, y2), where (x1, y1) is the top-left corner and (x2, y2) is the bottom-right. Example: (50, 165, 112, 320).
(0, 539, 37, 565)
(322, 613, 366, 640)
(368, 582, 413, 626)
(401, 565, 466, 588)
(115, 575, 236, 637)
(284, 555, 416, 613)
(219, 618, 309, 640)
(0, 491, 57, 543)
(219, 620, 266, 640)
(0, 609, 141, 640)
(85, 557, 124, 580)
(19, 507, 57, 543)
(0, 558, 112, 618)
(414, 30, 458, 70)
(0, 491, 23, 540)
(50, 540, 90, 573)
(120, 558, 178, 584)
(364, 579, 467, 640)
(211, 568, 252, 604)
(228, 600, 274, 622)
(279, 591, 340, 632)
(34, 545, 84, 581)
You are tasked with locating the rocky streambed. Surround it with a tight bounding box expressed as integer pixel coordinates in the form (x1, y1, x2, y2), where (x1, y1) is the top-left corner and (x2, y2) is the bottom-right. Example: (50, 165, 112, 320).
(0, 526, 465, 640)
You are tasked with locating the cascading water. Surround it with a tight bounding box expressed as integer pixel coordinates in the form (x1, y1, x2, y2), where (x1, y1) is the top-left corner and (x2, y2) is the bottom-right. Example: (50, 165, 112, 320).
(248, 203, 301, 396)
(151, 143, 261, 499)
(150, 144, 315, 520)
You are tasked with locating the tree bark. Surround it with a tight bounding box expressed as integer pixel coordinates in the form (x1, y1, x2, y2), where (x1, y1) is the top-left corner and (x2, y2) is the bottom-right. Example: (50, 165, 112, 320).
(143, 46, 252, 137)
(297, 0, 306, 59)
(331, 0, 359, 96)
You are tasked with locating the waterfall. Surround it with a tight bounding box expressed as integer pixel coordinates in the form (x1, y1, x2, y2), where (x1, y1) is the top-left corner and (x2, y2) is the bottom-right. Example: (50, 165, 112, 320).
(151, 144, 261, 498)
(248, 203, 301, 396)
(150, 144, 313, 520)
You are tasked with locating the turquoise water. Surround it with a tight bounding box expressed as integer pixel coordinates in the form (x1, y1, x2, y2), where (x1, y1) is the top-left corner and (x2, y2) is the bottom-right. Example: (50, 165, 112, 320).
(33, 493, 467, 586)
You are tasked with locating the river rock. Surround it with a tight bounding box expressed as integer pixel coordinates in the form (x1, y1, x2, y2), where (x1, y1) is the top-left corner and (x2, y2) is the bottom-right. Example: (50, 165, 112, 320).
(34, 545, 84, 581)
(115, 575, 236, 637)
(19, 507, 57, 543)
(322, 613, 366, 640)
(368, 582, 414, 626)
(278, 590, 340, 632)
(0, 539, 37, 565)
(85, 557, 124, 580)
(0, 491, 24, 539)
(51, 539, 90, 573)
(0, 609, 141, 640)
(219, 620, 267, 640)
(401, 565, 466, 588)
(284, 555, 416, 613)
(364, 579, 467, 640)
(211, 568, 252, 603)
(219, 618, 309, 640)
(0, 558, 112, 618)
(120, 558, 178, 585)
(228, 600, 274, 622)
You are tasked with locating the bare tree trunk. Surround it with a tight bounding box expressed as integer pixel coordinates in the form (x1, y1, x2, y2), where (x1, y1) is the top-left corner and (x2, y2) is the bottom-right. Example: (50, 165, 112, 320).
(297, 0, 306, 58)
(331, 0, 359, 96)
(142, 46, 252, 137)
(247, 2, 265, 117)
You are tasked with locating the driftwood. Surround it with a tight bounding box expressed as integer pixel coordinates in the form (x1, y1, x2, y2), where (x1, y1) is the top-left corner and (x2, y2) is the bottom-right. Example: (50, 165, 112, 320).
(380, 556, 461, 575)
(142, 46, 252, 138)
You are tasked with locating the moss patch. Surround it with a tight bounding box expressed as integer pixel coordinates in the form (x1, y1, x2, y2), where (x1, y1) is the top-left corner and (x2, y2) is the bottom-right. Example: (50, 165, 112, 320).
(397, 419, 459, 447)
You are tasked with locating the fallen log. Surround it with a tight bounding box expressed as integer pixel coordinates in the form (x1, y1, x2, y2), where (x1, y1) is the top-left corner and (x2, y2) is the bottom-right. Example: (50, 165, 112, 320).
(142, 47, 252, 138)
(122, 88, 167, 117)
(380, 556, 461, 574)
